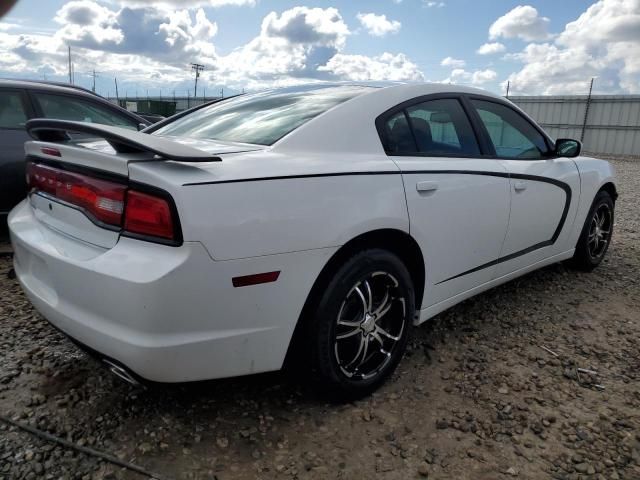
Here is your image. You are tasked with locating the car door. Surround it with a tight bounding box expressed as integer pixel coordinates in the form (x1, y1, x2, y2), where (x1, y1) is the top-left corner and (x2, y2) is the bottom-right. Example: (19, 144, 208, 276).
(468, 98, 580, 277)
(379, 96, 511, 308)
(0, 88, 35, 214)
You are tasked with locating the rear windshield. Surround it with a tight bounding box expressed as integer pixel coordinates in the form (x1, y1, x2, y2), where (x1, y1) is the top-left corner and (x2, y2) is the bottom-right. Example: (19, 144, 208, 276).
(152, 85, 371, 146)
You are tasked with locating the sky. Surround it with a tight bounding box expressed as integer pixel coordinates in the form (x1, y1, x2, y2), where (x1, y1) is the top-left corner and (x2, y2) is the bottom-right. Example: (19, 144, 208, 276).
(0, 0, 638, 98)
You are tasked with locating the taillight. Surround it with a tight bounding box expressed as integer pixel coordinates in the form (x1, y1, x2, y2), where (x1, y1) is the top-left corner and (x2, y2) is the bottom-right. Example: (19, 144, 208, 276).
(124, 190, 175, 241)
(27, 161, 179, 244)
(27, 162, 126, 226)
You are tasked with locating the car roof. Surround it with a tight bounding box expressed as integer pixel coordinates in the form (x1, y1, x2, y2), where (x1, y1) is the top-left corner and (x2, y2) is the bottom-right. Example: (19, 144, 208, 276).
(252, 81, 504, 100)
(271, 82, 509, 154)
(0, 78, 101, 97)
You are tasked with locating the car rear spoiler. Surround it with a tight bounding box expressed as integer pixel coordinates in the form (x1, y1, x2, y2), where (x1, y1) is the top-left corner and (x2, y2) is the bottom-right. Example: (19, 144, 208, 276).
(26, 119, 221, 162)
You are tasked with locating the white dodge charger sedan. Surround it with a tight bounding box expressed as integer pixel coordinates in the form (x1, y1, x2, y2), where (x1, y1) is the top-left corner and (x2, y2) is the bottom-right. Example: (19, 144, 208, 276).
(9, 83, 617, 397)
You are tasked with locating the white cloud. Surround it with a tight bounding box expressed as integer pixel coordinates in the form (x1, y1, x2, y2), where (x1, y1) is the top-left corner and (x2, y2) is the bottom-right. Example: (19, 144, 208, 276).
(215, 6, 351, 87)
(477, 42, 506, 55)
(489, 5, 551, 42)
(0, 22, 20, 31)
(443, 68, 497, 85)
(424, 1, 445, 7)
(357, 12, 401, 37)
(262, 6, 349, 49)
(119, 0, 256, 7)
(471, 69, 497, 84)
(319, 52, 424, 82)
(0, 3, 424, 91)
(212, 6, 420, 88)
(505, 0, 640, 94)
(51, 1, 219, 64)
(440, 56, 465, 68)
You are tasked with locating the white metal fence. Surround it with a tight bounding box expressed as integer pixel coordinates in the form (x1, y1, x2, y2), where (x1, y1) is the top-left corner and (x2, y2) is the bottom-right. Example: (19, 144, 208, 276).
(509, 95, 640, 157)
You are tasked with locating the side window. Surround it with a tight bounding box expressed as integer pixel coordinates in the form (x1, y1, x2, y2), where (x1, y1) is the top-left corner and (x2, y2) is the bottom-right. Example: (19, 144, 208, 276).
(383, 98, 480, 156)
(0, 91, 28, 129)
(33, 93, 138, 130)
(406, 99, 479, 155)
(471, 99, 549, 159)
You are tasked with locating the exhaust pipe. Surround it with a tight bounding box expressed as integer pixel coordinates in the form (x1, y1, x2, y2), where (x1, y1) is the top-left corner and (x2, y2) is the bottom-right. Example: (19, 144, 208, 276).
(103, 359, 142, 387)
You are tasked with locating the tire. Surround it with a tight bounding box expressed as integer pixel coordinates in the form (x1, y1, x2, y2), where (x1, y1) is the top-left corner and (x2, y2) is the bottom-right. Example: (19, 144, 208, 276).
(570, 190, 614, 271)
(307, 249, 415, 399)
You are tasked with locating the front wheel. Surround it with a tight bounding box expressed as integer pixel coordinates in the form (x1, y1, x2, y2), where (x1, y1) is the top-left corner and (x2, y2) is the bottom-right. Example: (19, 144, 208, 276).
(309, 249, 414, 399)
(570, 191, 614, 271)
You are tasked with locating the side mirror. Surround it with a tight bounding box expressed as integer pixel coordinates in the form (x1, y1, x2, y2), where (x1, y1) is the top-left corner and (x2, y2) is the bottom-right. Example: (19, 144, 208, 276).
(137, 123, 147, 131)
(555, 138, 581, 158)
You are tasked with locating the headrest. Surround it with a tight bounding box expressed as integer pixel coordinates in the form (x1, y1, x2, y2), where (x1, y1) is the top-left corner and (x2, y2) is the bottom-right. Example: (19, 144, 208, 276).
(389, 117, 415, 152)
(410, 117, 432, 145)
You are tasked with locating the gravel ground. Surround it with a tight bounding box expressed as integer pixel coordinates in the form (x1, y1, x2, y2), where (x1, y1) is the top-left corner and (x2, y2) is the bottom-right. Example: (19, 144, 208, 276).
(1, 158, 639, 480)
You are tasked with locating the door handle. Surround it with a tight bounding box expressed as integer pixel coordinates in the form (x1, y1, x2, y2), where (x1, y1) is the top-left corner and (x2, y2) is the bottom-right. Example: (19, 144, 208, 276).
(513, 181, 527, 192)
(416, 181, 439, 193)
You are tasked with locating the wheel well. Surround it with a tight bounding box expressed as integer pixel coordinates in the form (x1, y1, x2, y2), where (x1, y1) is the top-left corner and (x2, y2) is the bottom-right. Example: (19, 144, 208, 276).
(283, 229, 426, 369)
(599, 182, 618, 201)
(316, 229, 425, 310)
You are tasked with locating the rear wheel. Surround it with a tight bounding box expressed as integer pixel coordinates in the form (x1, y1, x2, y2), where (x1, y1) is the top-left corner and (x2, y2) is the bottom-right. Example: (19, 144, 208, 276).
(570, 191, 614, 271)
(308, 249, 414, 399)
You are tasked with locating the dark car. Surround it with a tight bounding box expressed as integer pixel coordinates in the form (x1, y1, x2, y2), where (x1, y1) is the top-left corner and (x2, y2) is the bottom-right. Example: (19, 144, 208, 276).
(0, 79, 152, 218)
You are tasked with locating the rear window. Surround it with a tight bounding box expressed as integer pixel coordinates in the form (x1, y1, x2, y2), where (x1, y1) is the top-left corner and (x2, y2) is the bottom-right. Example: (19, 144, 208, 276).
(153, 85, 372, 146)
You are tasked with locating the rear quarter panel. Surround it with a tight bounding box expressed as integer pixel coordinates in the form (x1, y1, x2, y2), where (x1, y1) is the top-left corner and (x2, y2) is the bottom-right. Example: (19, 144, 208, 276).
(129, 153, 409, 260)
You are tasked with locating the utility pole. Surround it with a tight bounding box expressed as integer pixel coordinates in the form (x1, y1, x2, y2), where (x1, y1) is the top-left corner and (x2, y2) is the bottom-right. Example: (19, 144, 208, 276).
(90, 69, 99, 92)
(220, 87, 224, 99)
(580, 77, 595, 143)
(190, 63, 204, 98)
(68, 46, 72, 84)
(505, 80, 510, 99)
(114, 77, 119, 101)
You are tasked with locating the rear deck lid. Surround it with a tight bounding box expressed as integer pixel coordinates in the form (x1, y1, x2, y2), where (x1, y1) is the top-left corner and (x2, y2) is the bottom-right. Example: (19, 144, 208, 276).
(22, 119, 232, 249)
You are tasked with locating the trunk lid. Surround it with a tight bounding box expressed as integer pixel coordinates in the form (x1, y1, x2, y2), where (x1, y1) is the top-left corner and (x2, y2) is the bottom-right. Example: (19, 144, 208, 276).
(23, 120, 256, 249)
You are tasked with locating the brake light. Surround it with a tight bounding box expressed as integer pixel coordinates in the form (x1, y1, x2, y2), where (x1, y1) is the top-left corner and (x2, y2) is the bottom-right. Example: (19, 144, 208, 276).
(27, 161, 179, 244)
(27, 162, 125, 226)
(124, 190, 175, 241)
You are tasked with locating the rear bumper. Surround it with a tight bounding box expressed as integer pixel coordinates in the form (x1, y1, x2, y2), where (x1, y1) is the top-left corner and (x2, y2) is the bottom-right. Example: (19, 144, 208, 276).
(9, 200, 334, 382)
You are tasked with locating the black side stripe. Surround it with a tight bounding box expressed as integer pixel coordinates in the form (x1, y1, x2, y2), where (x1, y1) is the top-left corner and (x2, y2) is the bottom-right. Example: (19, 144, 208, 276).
(183, 170, 572, 283)
(183, 170, 400, 186)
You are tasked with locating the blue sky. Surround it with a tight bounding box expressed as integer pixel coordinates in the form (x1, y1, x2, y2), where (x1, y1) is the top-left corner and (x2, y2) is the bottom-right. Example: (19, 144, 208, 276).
(1, 0, 638, 97)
